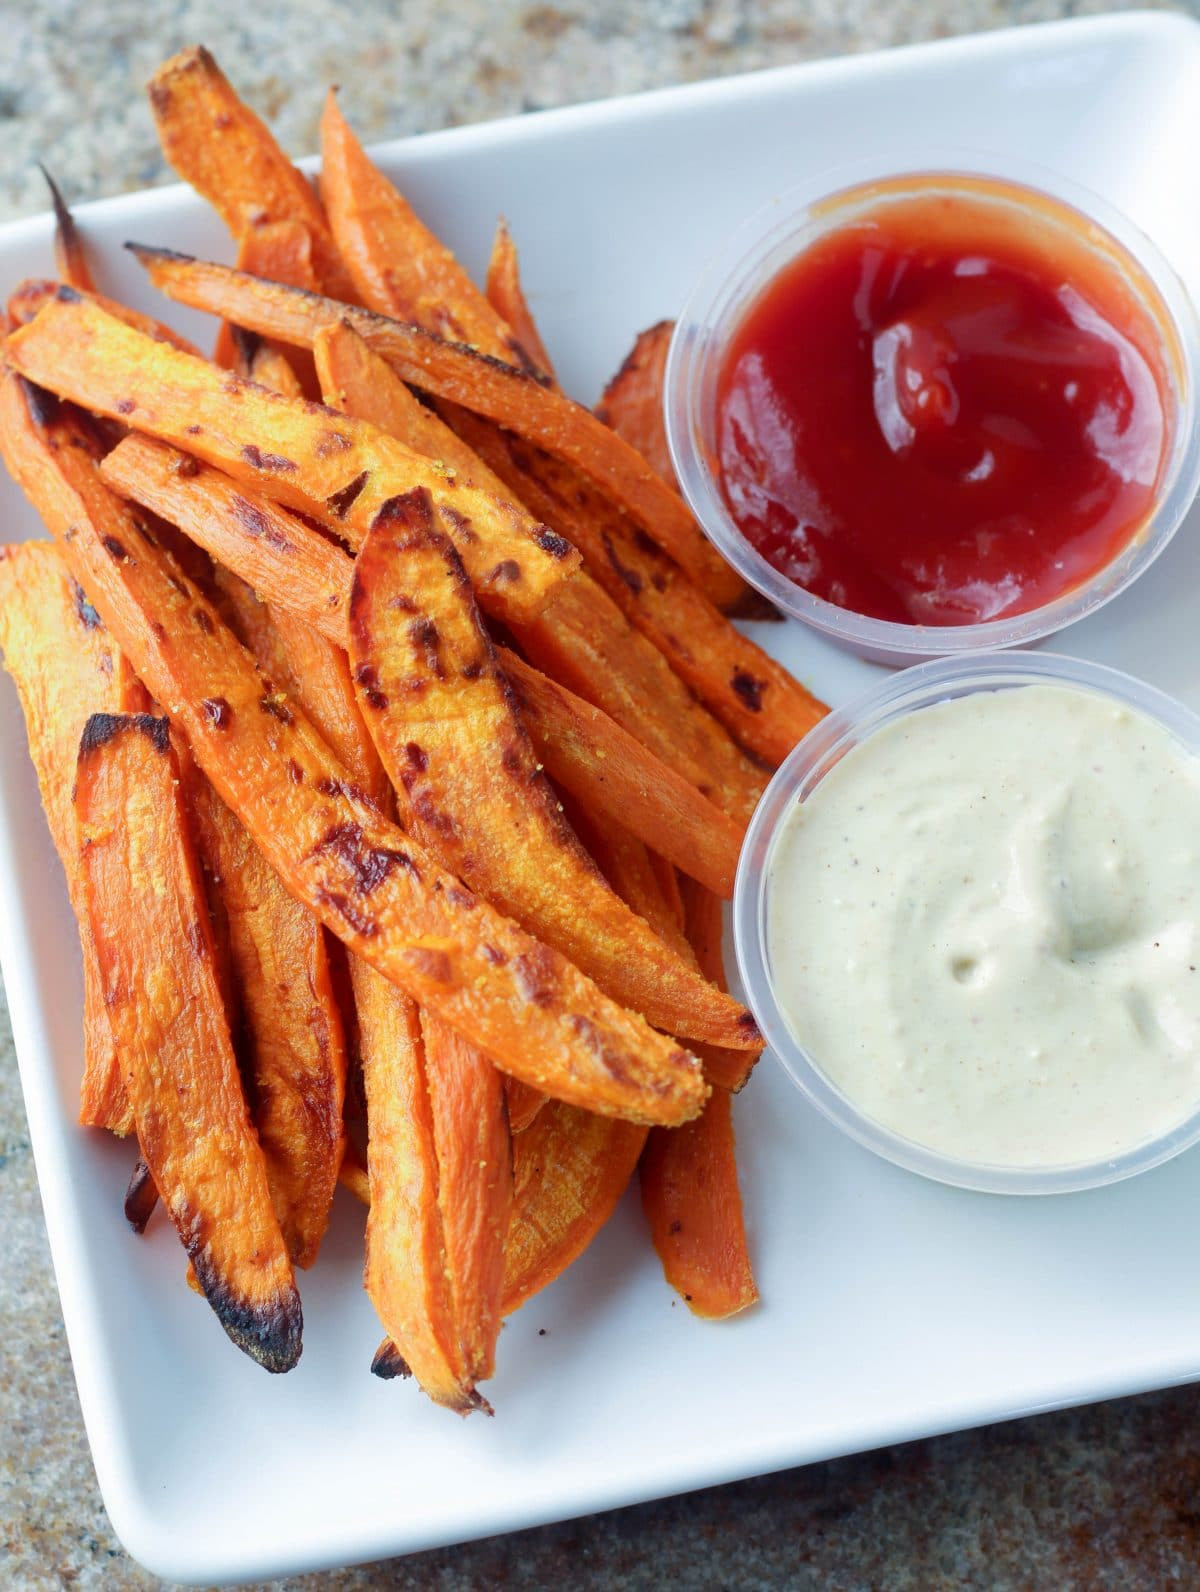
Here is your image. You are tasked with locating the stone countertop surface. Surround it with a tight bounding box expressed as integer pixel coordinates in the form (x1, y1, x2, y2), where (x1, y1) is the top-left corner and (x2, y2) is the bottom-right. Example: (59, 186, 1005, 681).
(5, 1, 1200, 1586)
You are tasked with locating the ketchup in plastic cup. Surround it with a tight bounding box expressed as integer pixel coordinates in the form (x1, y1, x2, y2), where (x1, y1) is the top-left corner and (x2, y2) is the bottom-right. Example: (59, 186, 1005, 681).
(666, 162, 1200, 663)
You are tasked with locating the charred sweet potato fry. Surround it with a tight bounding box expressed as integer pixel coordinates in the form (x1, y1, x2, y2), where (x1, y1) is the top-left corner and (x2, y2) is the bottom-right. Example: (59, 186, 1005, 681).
(8, 291, 577, 627)
(100, 434, 351, 645)
(0, 541, 147, 1135)
(471, 430, 827, 766)
(129, 247, 750, 609)
(503, 1100, 647, 1315)
(355, 960, 486, 1411)
(640, 1086, 758, 1320)
(0, 372, 712, 1123)
(347, 487, 753, 1049)
(41, 168, 95, 293)
(147, 46, 356, 302)
(7, 278, 202, 357)
(486, 219, 557, 385)
(497, 645, 742, 898)
(75, 712, 302, 1369)
(320, 92, 531, 369)
(595, 320, 676, 486)
(419, 1011, 512, 1383)
(185, 762, 348, 1269)
(512, 574, 768, 825)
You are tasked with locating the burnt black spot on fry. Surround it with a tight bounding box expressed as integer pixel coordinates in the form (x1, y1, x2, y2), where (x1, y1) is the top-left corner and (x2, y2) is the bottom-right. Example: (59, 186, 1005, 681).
(730, 671, 765, 712)
(185, 424, 202, 436)
(194, 608, 215, 635)
(481, 944, 508, 967)
(17, 377, 61, 429)
(371, 1340, 412, 1380)
(461, 659, 483, 681)
(315, 886, 378, 939)
(115, 398, 135, 416)
(501, 745, 525, 776)
(201, 697, 233, 728)
(535, 527, 572, 560)
(488, 559, 521, 584)
(230, 325, 261, 368)
(669, 1220, 682, 1235)
(370, 486, 436, 537)
(259, 691, 294, 724)
(230, 494, 295, 554)
(72, 582, 102, 630)
(286, 759, 305, 784)
(189, 1251, 303, 1374)
(439, 504, 477, 544)
(123, 1159, 158, 1235)
(404, 742, 428, 772)
(737, 1011, 762, 1041)
(351, 662, 388, 711)
(602, 532, 643, 595)
(172, 452, 200, 478)
(447, 886, 477, 911)
(514, 947, 558, 1008)
(101, 535, 128, 562)
(241, 444, 298, 473)
(408, 617, 446, 680)
(315, 428, 353, 457)
(325, 470, 369, 519)
(54, 283, 82, 304)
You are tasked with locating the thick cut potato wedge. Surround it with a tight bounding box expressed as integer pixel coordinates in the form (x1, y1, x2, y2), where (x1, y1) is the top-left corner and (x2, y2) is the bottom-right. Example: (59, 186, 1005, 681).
(75, 711, 302, 1370)
(129, 247, 751, 610)
(0, 541, 147, 1134)
(6, 291, 579, 627)
(147, 45, 357, 302)
(346, 487, 754, 1049)
(0, 372, 712, 1124)
(502, 1100, 647, 1315)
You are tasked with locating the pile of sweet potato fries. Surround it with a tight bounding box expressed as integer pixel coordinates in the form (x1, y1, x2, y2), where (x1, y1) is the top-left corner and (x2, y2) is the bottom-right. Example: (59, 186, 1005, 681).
(0, 47, 827, 1410)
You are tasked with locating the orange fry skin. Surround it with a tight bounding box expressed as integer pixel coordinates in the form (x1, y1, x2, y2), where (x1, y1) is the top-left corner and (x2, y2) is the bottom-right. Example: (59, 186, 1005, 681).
(346, 488, 755, 1050)
(129, 246, 750, 610)
(595, 320, 676, 487)
(41, 168, 96, 294)
(6, 278, 202, 357)
(7, 292, 579, 628)
(486, 219, 557, 385)
(502, 1100, 647, 1315)
(678, 873, 761, 1095)
(640, 1086, 758, 1320)
(0, 371, 711, 1125)
(215, 220, 323, 391)
(76, 712, 302, 1370)
(0, 542, 147, 1135)
(497, 645, 742, 898)
(147, 45, 356, 302)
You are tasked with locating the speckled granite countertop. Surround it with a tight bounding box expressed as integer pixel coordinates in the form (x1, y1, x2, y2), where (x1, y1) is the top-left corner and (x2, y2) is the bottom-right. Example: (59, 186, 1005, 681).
(5, 2, 1200, 1586)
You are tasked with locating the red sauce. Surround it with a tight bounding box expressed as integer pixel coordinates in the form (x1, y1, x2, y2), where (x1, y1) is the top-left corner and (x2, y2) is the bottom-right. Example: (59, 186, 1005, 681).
(716, 192, 1171, 625)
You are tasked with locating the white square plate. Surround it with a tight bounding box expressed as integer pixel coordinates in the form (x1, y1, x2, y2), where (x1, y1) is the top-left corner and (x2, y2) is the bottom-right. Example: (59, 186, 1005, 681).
(5, 12, 1200, 1582)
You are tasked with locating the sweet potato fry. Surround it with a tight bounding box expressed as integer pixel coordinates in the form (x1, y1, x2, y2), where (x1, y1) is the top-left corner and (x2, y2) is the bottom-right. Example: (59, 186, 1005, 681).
(0, 541, 147, 1135)
(355, 961, 485, 1411)
(419, 1011, 512, 1383)
(100, 435, 351, 645)
(346, 488, 753, 1049)
(320, 92, 531, 369)
(595, 320, 676, 486)
(147, 46, 356, 302)
(75, 712, 302, 1369)
(562, 798, 695, 965)
(497, 645, 741, 898)
(215, 221, 322, 388)
(502, 1100, 647, 1315)
(8, 291, 577, 627)
(41, 168, 95, 293)
(6, 278, 202, 357)
(679, 873, 760, 1094)
(456, 420, 825, 767)
(338, 1138, 370, 1205)
(486, 219, 557, 385)
(129, 247, 750, 609)
(513, 574, 767, 825)
(640, 1086, 758, 1320)
(185, 762, 348, 1269)
(0, 373, 711, 1124)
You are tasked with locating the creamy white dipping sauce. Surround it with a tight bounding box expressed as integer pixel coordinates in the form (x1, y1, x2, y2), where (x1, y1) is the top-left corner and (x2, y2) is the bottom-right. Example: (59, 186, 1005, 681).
(767, 683, 1200, 1168)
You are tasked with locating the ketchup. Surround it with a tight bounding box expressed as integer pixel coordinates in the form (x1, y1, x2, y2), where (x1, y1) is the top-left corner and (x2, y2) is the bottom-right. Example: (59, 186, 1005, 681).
(716, 193, 1170, 625)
